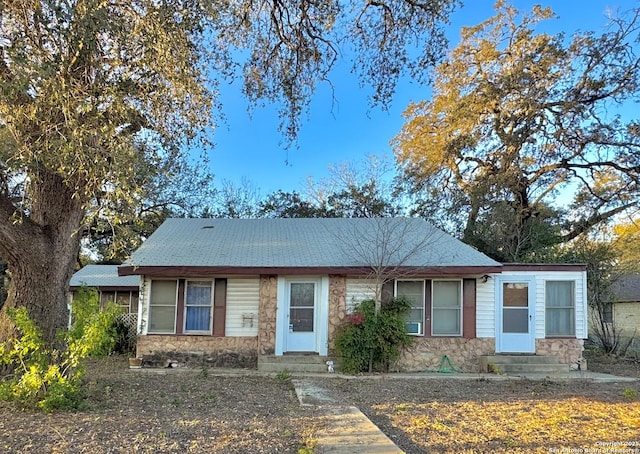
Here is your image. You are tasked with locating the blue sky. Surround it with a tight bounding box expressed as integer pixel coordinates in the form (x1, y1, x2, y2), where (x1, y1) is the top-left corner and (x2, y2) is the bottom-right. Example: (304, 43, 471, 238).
(208, 1, 638, 197)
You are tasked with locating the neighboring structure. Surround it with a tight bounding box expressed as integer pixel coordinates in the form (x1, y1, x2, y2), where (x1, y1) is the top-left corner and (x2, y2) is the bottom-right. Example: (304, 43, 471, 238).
(69, 264, 140, 314)
(118, 218, 588, 372)
(610, 274, 640, 330)
(595, 274, 640, 352)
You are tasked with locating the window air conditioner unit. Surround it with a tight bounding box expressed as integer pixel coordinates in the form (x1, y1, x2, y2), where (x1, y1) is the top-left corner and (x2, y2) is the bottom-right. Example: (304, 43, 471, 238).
(406, 322, 421, 335)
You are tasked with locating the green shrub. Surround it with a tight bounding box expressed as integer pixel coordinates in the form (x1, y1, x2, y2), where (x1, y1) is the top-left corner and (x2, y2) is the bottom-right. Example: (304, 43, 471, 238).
(0, 287, 123, 412)
(0, 307, 83, 412)
(334, 297, 414, 374)
(111, 317, 137, 355)
(68, 286, 123, 357)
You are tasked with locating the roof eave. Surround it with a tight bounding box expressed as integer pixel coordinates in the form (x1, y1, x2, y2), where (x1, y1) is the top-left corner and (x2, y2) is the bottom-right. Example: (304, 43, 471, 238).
(117, 265, 504, 278)
(501, 263, 587, 272)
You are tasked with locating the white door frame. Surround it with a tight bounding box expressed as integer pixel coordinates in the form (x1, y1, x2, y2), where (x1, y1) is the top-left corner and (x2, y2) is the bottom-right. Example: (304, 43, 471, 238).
(495, 275, 536, 354)
(275, 276, 329, 356)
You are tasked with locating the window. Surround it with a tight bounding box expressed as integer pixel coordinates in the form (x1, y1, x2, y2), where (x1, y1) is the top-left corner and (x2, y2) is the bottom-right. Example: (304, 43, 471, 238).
(289, 282, 315, 332)
(432, 280, 462, 336)
(396, 281, 425, 335)
(116, 292, 132, 312)
(99, 291, 115, 309)
(149, 280, 177, 333)
(131, 293, 139, 315)
(546, 281, 575, 336)
(184, 281, 213, 333)
(603, 303, 613, 324)
(502, 282, 529, 333)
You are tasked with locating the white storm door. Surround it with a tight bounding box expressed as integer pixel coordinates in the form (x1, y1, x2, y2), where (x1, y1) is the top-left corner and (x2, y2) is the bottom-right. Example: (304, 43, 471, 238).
(285, 280, 318, 352)
(496, 276, 536, 353)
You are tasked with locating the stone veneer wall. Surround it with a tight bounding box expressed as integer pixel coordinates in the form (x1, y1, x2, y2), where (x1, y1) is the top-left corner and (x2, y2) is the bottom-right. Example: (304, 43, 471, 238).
(137, 335, 258, 368)
(327, 275, 347, 351)
(396, 338, 586, 372)
(396, 338, 496, 373)
(258, 275, 278, 355)
(536, 338, 585, 369)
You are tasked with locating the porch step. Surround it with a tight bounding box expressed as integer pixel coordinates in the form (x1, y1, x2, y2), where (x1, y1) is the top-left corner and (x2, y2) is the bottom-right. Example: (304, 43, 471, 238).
(480, 355, 569, 375)
(258, 354, 339, 374)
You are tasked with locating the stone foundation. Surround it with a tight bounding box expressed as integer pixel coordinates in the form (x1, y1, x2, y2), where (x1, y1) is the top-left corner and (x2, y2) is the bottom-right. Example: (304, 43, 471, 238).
(397, 338, 496, 373)
(136, 335, 259, 369)
(536, 338, 585, 370)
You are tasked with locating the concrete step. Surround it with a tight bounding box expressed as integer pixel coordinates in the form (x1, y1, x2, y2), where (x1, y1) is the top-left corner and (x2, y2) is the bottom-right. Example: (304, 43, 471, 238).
(480, 355, 568, 375)
(258, 354, 339, 373)
(482, 354, 562, 365)
(497, 363, 569, 374)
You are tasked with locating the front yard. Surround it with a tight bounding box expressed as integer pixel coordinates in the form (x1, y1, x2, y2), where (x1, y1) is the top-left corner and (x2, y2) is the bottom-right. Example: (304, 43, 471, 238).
(0, 356, 324, 453)
(319, 375, 640, 453)
(0, 354, 638, 453)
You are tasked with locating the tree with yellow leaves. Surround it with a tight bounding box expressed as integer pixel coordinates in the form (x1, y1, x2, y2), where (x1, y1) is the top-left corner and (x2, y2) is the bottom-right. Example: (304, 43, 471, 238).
(613, 219, 640, 270)
(394, 1, 640, 262)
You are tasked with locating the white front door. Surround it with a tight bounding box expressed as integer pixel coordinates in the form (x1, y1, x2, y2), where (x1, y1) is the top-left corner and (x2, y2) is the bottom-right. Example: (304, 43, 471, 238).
(496, 276, 536, 353)
(285, 280, 319, 352)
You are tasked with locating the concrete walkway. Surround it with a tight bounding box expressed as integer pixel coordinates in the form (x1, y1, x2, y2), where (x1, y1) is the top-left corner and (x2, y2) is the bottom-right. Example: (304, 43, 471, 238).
(292, 378, 403, 453)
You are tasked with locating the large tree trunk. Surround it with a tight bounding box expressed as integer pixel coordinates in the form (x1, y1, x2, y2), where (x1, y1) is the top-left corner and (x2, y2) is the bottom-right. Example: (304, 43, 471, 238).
(0, 170, 85, 345)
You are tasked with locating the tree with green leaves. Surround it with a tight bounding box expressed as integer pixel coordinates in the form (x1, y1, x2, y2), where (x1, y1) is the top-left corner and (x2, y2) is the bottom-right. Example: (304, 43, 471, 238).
(227, 0, 460, 140)
(394, 1, 640, 262)
(85, 152, 217, 263)
(258, 190, 330, 218)
(0, 1, 216, 343)
(0, 0, 457, 344)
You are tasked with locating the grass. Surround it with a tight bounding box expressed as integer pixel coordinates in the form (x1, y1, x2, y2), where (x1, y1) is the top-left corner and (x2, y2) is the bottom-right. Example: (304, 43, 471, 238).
(623, 387, 638, 400)
(372, 392, 640, 452)
(277, 369, 292, 381)
(321, 357, 640, 454)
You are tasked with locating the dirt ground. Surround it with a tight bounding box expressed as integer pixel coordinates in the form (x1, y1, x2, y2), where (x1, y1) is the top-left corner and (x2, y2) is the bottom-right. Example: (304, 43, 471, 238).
(318, 372, 640, 453)
(0, 352, 638, 454)
(0, 356, 324, 453)
(315, 350, 640, 453)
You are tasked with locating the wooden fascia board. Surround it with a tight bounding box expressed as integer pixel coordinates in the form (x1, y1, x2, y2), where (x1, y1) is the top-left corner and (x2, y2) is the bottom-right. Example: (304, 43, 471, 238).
(117, 265, 504, 278)
(69, 285, 139, 291)
(501, 264, 587, 272)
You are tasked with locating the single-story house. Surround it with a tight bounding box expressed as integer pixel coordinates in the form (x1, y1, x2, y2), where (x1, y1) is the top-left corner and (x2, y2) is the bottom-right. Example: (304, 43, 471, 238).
(69, 264, 140, 314)
(609, 274, 640, 333)
(589, 274, 640, 351)
(119, 218, 588, 372)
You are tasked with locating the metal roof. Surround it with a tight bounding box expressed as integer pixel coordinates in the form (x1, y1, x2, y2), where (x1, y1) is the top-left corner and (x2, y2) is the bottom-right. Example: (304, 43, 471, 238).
(70, 264, 140, 288)
(123, 218, 501, 269)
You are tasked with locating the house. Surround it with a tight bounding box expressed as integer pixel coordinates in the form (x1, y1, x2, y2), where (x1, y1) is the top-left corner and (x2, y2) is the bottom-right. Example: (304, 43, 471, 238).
(609, 274, 640, 334)
(118, 218, 588, 372)
(591, 274, 640, 352)
(69, 264, 140, 314)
